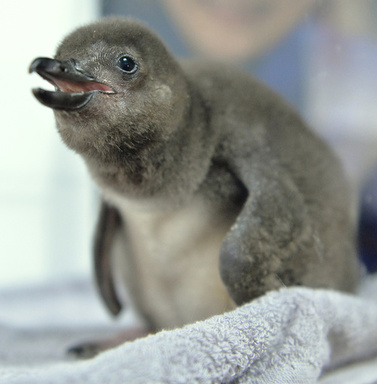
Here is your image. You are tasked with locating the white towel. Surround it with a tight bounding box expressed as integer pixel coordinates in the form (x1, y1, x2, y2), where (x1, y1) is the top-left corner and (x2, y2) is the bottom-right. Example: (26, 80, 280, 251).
(1, 275, 377, 384)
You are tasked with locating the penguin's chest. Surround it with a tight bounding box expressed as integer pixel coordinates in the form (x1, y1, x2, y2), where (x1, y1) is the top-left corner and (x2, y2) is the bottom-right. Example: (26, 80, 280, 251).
(116, 197, 236, 329)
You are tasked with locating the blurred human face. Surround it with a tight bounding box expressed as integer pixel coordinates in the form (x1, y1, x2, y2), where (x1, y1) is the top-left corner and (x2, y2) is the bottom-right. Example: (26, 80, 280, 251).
(163, 0, 316, 61)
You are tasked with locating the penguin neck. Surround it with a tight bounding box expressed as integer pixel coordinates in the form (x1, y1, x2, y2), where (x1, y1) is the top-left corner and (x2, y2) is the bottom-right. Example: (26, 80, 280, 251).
(85, 85, 217, 207)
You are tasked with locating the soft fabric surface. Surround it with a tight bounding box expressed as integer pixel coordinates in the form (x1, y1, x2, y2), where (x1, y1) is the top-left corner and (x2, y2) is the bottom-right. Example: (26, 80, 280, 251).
(1, 275, 377, 384)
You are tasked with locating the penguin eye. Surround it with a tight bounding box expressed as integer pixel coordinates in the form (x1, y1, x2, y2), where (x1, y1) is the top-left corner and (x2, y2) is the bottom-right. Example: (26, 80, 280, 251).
(117, 56, 138, 74)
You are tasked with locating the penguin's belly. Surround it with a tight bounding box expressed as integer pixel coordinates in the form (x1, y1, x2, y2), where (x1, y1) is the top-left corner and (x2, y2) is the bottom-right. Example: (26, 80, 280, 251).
(116, 197, 236, 329)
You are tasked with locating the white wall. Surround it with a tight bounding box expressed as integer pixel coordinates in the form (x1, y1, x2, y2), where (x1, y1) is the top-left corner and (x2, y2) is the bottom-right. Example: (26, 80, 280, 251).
(0, 0, 100, 287)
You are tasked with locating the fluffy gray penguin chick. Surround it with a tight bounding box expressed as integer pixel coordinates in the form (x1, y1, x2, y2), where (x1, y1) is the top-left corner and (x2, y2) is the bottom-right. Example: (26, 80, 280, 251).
(30, 17, 359, 334)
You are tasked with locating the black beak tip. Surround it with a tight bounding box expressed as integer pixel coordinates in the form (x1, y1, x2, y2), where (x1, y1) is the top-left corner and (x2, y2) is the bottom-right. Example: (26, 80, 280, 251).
(31, 87, 50, 107)
(29, 57, 49, 74)
(31, 87, 41, 96)
(29, 59, 37, 74)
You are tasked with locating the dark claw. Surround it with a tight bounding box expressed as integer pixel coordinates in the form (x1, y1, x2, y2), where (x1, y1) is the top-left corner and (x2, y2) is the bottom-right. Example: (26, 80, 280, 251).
(67, 342, 102, 359)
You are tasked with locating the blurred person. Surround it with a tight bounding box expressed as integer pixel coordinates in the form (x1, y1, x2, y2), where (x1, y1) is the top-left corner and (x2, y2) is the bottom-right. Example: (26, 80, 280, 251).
(102, 0, 317, 110)
(162, 0, 316, 61)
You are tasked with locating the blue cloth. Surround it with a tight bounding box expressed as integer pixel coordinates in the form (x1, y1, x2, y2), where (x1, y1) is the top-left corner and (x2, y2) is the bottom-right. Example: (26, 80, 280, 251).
(359, 166, 377, 272)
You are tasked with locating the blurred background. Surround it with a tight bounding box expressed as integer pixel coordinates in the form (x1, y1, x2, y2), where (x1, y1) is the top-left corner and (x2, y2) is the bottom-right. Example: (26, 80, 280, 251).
(1, 0, 377, 289)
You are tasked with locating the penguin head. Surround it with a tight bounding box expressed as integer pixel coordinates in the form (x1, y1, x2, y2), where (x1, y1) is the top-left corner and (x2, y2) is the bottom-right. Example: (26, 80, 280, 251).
(29, 18, 189, 160)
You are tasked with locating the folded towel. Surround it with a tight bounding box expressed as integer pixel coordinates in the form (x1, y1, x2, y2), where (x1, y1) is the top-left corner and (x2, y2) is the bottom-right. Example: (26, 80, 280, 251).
(1, 275, 377, 384)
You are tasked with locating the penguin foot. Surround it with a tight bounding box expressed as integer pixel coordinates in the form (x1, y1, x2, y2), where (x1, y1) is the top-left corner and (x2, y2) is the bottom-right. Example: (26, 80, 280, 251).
(67, 327, 151, 359)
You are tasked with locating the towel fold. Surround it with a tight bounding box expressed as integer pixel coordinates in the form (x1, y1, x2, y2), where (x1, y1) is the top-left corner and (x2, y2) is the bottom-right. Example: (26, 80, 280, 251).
(1, 275, 377, 384)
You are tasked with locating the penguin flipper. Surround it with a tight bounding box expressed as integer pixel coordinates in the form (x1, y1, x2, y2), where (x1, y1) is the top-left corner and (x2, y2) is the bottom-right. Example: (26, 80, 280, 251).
(219, 163, 321, 306)
(94, 201, 123, 316)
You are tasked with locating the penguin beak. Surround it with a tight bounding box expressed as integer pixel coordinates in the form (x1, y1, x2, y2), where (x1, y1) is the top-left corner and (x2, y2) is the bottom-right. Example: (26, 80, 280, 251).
(29, 57, 115, 110)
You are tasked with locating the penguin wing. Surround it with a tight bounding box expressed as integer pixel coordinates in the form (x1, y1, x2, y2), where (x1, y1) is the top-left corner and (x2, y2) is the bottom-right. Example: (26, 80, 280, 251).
(94, 201, 123, 316)
(219, 159, 320, 305)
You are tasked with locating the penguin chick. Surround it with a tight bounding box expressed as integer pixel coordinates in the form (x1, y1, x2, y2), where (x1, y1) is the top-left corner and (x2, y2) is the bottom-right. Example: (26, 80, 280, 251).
(30, 18, 359, 333)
